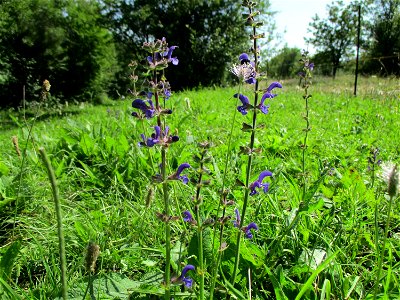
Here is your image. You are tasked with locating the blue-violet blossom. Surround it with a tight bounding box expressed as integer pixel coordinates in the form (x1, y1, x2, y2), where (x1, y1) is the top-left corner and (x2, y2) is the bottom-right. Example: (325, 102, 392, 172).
(233, 93, 251, 115)
(233, 209, 258, 239)
(168, 163, 190, 184)
(138, 126, 179, 147)
(258, 82, 283, 114)
(131, 96, 155, 119)
(178, 265, 195, 288)
(183, 210, 193, 222)
(249, 170, 272, 196)
(147, 46, 179, 66)
(243, 222, 259, 239)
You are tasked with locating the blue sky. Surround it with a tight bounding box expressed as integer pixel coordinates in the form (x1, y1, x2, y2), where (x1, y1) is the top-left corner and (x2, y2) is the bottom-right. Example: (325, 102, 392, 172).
(270, 0, 353, 52)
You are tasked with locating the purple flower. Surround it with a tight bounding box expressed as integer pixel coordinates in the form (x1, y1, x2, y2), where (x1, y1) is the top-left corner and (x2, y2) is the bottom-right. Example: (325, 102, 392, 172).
(147, 46, 178, 66)
(249, 170, 272, 196)
(308, 62, 314, 71)
(233, 208, 241, 227)
(239, 53, 251, 64)
(132, 98, 155, 119)
(169, 163, 190, 184)
(183, 210, 193, 222)
(243, 222, 258, 239)
(178, 265, 195, 288)
(138, 126, 161, 147)
(165, 46, 179, 65)
(258, 82, 282, 114)
(234, 93, 250, 115)
(138, 126, 179, 147)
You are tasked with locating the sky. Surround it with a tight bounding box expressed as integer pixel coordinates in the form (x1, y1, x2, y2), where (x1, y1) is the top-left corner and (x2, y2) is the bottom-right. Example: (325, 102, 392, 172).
(270, 0, 353, 53)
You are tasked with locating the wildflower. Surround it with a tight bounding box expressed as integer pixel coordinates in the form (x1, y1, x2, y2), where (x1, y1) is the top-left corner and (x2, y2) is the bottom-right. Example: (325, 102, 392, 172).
(379, 162, 399, 197)
(174, 265, 195, 288)
(239, 53, 251, 64)
(165, 46, 179, 65)
(233, 93, 251, 115)
(138, 126, 179, 147)
(249, 170, 272, 196)
(146, 45, 179, 67)
(230, 63, 256, 84)
(243, 222, 258, 239)
(232, 209, 258, 239)
(183, 210, 193, 222)
(131, 98, 155, 119)
(230, 53, 256, 84)
(169, 163, 190, 184)
(258, 82, 282, 114)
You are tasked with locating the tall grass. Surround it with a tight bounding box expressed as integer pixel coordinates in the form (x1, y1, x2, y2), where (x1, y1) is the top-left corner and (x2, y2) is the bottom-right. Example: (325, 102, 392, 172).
(0, 75, 399, 298)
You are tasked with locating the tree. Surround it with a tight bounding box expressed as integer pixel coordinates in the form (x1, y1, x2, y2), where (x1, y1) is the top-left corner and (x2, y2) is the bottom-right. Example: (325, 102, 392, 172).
(0, 0, 118, 107)
(266, 47, 302, 79)
(362, 0, 400, 75)
(101, 0, 277, 92)
(306, 0, 359, 78)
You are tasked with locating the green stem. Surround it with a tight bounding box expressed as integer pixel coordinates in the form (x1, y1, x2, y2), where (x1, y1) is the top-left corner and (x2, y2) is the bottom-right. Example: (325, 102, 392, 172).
(210, 91, 241, 300)
(39, 148, 67, 300)
(373, 194, 395, 299)
(302, 95, 309, 199)
(162, 148, 171, 300)
(231, 6, 259, 285)
(12, 103, 41, 238)
(195, 151, 206, 300)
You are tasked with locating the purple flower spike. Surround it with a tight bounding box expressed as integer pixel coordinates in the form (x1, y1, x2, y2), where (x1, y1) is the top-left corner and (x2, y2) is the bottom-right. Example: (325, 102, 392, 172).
(243, 222, 259, 239)
(183, 210, 193, 222)
(179, 265, 195, 288)
(308, 63, 314, 71)
(234, 93, 250, 115)
(249, 170, 272, 196)
(233, 208, 241, 227)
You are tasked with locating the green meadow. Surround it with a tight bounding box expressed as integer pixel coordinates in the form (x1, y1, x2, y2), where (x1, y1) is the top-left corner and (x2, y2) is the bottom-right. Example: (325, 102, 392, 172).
(0, 75, 399, 299)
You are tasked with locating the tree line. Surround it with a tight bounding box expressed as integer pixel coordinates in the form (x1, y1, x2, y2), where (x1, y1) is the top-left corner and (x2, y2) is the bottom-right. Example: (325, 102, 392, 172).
(268, 0, 400, 79)
(0, 0, 398, 108)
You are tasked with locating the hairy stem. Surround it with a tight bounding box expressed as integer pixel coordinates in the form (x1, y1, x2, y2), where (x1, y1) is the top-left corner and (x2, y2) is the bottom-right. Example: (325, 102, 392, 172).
(230, 4, 259, 286)
(39, 148, 68, 300)
(195, 152, 205, 300)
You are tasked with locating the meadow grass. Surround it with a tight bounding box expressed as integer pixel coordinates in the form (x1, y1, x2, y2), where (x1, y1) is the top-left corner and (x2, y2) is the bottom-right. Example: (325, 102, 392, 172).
(0, 75, 399, 299)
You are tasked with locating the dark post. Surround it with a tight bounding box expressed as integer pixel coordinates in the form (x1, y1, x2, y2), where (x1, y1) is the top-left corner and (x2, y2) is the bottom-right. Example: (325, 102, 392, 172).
(354, 5, 361, 96)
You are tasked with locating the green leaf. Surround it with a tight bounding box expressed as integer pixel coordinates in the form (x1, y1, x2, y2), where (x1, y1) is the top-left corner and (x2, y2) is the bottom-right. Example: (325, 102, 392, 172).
(265, 265, 288, 300)
(295, 251, 338, 300)
(0, 277, 22, 299)
(320, 279, 331, 300)
(0, 162, 9, 176)
(0, 239, 21, 279)
(223, 279, 246, 300)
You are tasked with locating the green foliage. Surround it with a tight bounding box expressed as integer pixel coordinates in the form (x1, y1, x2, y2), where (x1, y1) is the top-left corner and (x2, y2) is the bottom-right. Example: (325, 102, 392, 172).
(102, 0, 275, 91)
(0, 77, 399, 298)
(306, 0, 360, 78)
(266, 47, 302, 79)
(0, 0, 118, 107)
(361, 0, 400, 76)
